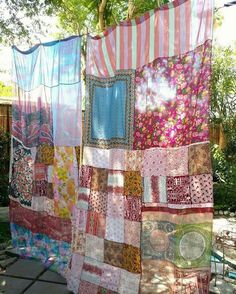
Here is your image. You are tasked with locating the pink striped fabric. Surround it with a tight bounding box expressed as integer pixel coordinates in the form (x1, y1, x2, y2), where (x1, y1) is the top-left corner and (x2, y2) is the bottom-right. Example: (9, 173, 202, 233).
(86, 0, 213, 77)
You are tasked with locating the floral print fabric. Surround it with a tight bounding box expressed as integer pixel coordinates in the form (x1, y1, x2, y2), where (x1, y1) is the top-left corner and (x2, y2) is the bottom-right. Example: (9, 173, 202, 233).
(53, 147, 79, 218)
(133, 41, 212, 150)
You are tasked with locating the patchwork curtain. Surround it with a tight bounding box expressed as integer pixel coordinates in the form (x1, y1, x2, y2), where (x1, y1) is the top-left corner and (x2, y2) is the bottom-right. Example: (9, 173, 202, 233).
(68, 0, 214, 293)
(10, 36, 82, 276)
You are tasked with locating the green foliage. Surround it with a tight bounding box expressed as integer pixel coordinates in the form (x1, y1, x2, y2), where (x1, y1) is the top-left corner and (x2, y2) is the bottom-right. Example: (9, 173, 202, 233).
(212, 143, 236, 211)
(0, 82, 12, 97)
(211, 46, 236, 210)
(57, 0, 170, 35)
(0, 129, 10, 206)
(211, 46, 236, 125)
(0, 0, 171, 43)
(131, 0, 169, 17)
(0, 0, 61, 44)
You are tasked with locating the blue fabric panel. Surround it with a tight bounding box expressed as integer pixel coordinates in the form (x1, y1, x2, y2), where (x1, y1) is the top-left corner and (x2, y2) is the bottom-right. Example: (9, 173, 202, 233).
(12, 36, 81, 91)
(91, 80, 126, 140)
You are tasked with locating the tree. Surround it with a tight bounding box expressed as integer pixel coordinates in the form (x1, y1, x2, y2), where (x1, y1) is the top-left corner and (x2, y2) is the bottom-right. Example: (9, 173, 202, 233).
(211, 46, 236, 149)
(57, 0, 169, 34)
(0, 0, 170, 44)
(211, 45, 236, 210)
(0, 0, 62, 44)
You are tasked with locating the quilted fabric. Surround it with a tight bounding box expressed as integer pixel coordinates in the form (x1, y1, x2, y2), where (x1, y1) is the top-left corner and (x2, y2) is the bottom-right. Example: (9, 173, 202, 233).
(10, 36, 82, 277)
(70, 0, 214, 293)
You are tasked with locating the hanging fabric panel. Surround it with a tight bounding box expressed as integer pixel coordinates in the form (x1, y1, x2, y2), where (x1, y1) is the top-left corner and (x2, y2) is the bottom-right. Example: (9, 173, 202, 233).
(10, 36, 82, 276)
(68, 0, 214, 293)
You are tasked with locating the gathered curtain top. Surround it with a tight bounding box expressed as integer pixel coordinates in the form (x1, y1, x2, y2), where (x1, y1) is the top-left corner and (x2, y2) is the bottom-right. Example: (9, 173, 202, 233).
(12, 36, 81, 92)
(86, 0, 213, 77)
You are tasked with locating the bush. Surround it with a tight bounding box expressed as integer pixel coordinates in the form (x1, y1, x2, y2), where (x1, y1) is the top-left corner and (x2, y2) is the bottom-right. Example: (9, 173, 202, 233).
(212, 143, 236, 211)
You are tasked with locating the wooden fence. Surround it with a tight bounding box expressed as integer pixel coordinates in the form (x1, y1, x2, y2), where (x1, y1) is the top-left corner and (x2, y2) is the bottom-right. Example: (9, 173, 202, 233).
(0, 104, 12, 133)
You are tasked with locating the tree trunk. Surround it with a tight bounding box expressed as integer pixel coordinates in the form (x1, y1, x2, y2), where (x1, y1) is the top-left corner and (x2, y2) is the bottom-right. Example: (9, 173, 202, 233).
(127, 0, 135, 19)
(219, 123, 227, 150)
(98, 0, 107, 31)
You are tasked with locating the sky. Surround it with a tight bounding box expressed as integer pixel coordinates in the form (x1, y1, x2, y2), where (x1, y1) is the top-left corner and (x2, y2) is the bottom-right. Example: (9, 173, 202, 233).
(0, 0, 235, 83)
(214, 0, 236, 46)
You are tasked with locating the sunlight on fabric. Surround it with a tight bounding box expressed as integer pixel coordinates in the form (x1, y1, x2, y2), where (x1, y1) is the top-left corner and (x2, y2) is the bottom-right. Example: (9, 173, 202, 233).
(137, 74, 176, 113)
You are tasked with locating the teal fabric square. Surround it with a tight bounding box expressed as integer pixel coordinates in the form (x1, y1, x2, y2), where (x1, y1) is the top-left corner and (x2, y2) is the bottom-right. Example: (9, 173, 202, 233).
(85, 70, 135, 149)
(91, 80, 126, 140)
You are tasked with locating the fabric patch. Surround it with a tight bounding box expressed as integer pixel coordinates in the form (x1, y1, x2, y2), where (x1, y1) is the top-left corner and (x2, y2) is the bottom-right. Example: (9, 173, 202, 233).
(34, 163, 47, 181)
(142, 220, 176, 261)
(124, 196, 141, 221)
(89, 190, 107, 215)
(124, 171, 143, 197)
(83, 147, 110, 169)
(189, 143, 212, 175)
(119, 270, 140, 294)
(142, 148, 167, 176)
(71, 253, 84, 278)
(47, 183, 54, 199)
(53, 146, 78, 218)
(105, 216, 124, 243)
(10, 200, 72, 244)
(30, 147, 37, 162)
(122, 244, 141, 273)
(79, 280, 99, 294)
(83, 147, 126, 170)
(33, 180, 48, 197)
(141, 260, 175, 293)
(10, 139, 34, 206)
(77, 187, 90, 210)
(85, 234, 104, 262)
(91, 167, 108, 192)
(175, 223, 212, 268)
(133, 43, 211, 149)
(159, 176, 167, 203)
(107, 194, 124, 218)
(30, 196, 49, 213)
(166, 147, 188, 176)
(31, 196, 53, 213)
(80, 166, 92, 188)
(72, 231, 86, 255)
(37, 144, 54, 165)
(167, 176, 191, 204)
(84, 71, 135, 149)
(86, 210, 106, 238)
(190, 174, 213, 204)
(175, 268, 211, 294)
(107, 171, 124, 194)
(47, 165, 53, 183)
(72, 208, 88, 232)
(143, 176, 159, 203)
(100, 264, 121, 292)
(11, 223, 71, 276)
(109, 149, 125, 170)
(124, 220, 141, 248)
(81, 257, 102, 286)
(125, 150, 143, 171)
(67, 254, 84, 294)
(104, 240, 123, 268)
